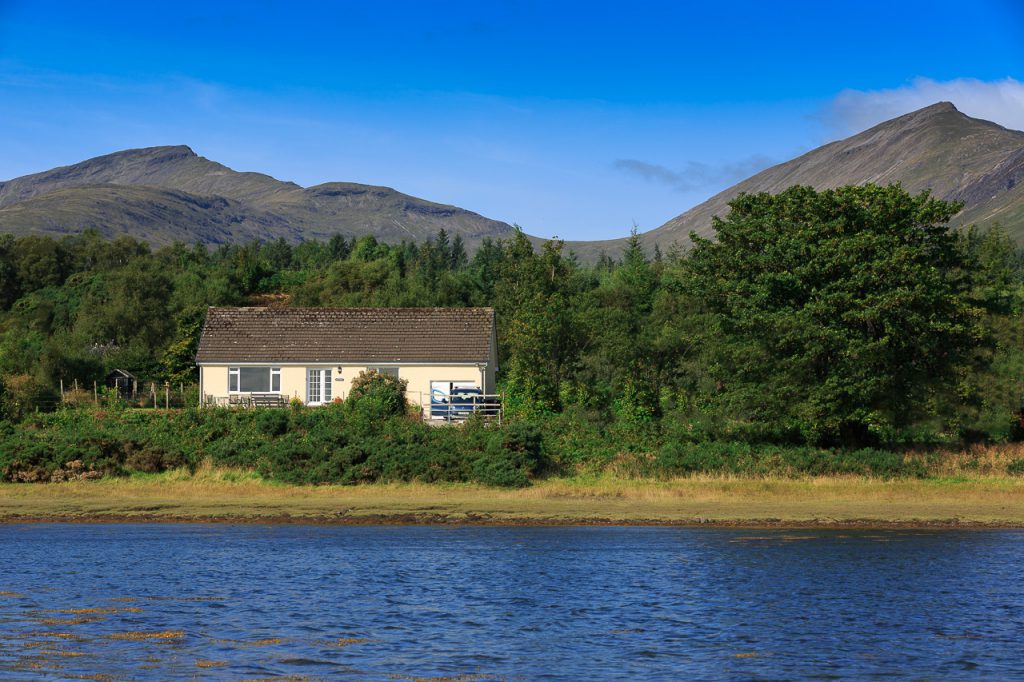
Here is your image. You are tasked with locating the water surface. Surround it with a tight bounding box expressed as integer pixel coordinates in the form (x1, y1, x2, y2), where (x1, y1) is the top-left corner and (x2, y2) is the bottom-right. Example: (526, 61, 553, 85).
(1, 524, 1022, 680)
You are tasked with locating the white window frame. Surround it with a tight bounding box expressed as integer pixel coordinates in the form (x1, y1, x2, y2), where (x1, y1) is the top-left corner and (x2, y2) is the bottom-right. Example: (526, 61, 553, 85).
(307, 368, 333, 405)
(228, 367, 282, 393)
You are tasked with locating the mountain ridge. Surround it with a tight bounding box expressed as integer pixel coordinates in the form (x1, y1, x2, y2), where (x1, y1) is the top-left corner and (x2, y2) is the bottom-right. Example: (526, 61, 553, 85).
(564, 101, 1024, 259)
(2, 102, 1024, 254)
(0, 146, 516, 247)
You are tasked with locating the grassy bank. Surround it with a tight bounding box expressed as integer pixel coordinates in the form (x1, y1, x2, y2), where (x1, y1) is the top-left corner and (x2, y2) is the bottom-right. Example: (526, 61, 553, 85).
(5, 406, 1024, 527)
(4, 468, 1024, 526)
(10, 406, 1024, 489)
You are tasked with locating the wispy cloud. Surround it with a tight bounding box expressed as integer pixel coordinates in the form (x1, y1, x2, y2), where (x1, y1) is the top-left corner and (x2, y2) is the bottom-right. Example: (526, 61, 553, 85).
(613, 155, 774, 192)
(819, 77, 1024, 137)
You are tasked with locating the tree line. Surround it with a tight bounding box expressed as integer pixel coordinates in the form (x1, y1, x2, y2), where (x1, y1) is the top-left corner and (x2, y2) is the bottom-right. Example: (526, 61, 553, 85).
(0, 184, 1022, 447)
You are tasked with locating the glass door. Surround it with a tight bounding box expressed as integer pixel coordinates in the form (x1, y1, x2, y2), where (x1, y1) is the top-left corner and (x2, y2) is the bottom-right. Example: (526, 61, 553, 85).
(307, 369, 333, 405)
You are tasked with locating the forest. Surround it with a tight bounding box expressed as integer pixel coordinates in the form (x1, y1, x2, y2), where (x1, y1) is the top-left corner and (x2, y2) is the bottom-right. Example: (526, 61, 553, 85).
(2, 184, 1024, 484)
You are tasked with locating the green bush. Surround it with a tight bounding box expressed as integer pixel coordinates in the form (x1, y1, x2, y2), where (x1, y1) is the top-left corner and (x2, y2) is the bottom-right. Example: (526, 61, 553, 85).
(472, 454, 529, 488)
(1007, 459, 1024, 476)
(0, 401, 932, 485)
(496, 421, 545, 474)
(1, 374, 59, 421)
(656, 441, 925, 479)
(347, 369, 409, 419)
(467, 421, 545, 487)
(255, 409, 290, 436)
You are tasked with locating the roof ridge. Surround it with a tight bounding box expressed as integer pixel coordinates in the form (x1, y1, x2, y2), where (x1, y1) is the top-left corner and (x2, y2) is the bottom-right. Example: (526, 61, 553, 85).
(207, 306, 494, 312)
(196, 306, 495, 365)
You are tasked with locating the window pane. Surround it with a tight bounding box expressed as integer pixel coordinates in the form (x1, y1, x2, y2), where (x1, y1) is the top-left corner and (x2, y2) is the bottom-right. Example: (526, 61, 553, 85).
(371, 366, 399, 378)
(229, 370, 238, 392)
(271, 370, 281, 392)
(308, 370, 320, 404)
(324, 370, 332, 402)
(239, 367, 270, 392)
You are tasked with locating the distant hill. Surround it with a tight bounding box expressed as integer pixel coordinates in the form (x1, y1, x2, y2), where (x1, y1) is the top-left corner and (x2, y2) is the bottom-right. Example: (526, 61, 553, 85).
(5, 103, 1024, 257)
(566, 102, 1024, 259)
(0, 145, 517, 247)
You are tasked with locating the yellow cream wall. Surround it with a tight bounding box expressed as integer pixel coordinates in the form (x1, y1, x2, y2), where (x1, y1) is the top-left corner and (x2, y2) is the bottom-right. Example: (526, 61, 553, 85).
(200, 365, 229, 400)
(279, 367, 308, 401)
(383, 365, 485, 407)
(333, 364, 485, 406)
(201, 364, 488, 406)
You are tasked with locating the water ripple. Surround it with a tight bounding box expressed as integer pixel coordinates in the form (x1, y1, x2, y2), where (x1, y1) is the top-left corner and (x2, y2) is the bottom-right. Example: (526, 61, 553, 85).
(0, 525, 1022, 680)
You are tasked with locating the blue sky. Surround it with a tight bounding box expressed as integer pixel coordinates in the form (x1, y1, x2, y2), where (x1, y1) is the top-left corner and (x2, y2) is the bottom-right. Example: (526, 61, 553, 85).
(1, 1, 1022, 240)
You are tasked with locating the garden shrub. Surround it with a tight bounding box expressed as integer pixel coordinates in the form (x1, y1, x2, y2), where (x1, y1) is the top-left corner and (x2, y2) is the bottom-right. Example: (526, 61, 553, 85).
(472, 454, 529, 488)
(1, 374, 59, 421)
(0, 399, 930, 485)
(656, 441, 925, 479)
(347, 369, 409, 418)
(124, 444, 186, 474)
(1007, 458, 1024, 476)
(469, 421, 544, 487)
(255, 409, 290, 437)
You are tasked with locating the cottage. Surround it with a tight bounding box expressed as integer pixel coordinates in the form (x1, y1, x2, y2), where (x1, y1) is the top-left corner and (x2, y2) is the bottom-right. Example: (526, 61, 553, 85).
(195, 307, 498, 416)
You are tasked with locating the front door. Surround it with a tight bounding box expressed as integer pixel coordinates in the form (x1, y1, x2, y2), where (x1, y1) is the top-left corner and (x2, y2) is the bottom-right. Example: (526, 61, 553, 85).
(307, 369, 333, 405)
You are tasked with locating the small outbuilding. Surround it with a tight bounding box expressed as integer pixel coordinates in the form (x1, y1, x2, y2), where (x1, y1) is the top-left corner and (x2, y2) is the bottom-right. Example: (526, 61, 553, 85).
(194, 306, 498, 415)
(105, 369, 136, 398)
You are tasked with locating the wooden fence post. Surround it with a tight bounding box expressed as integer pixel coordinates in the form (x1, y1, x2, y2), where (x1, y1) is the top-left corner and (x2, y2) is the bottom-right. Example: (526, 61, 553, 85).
(152, 383, 157, 409)
(93, 381, 98, 406)
(165, 383, 170, 410)
(60, 379, 64, 402)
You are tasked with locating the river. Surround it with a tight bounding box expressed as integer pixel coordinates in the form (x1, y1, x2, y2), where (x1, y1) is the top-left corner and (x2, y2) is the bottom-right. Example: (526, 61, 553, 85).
(1, 524, 1022, 680)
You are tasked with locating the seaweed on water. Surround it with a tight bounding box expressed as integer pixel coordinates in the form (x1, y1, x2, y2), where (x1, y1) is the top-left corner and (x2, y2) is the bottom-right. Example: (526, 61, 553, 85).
(211, 637, 285, 646)
(21, 632, 87, 641)
(387, 671, 495, 675)
(108, 630, 185, 641)
(331, 637, 371, 647)
(143, 596, 226, 601)
(35, 616, 105, 625)
(43, 606, 142, 614)
(197, 659, 228, 668)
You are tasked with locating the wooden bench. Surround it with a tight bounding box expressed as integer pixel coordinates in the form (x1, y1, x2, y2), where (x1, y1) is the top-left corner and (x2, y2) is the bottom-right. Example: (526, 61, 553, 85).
(250, 393, 288, 408)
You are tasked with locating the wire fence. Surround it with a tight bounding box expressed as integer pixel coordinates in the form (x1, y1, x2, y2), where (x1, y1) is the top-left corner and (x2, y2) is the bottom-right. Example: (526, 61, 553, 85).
(53, 380, 200, 411)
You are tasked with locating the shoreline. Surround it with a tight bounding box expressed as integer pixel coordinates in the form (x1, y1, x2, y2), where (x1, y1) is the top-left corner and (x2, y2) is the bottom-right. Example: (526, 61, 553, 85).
(4, 472, 1024, 529)
(2, 513, 1021, 529)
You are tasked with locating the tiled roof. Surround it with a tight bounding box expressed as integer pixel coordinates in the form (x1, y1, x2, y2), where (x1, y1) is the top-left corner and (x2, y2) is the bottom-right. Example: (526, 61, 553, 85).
(195, 307, 495, 364)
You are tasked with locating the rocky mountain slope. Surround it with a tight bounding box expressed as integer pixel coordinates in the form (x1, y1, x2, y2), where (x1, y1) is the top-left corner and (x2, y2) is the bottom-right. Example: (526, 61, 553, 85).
(0, 146, 516, 247)
(3, 102, 1023, 257)
(567, 102, 1024, 259)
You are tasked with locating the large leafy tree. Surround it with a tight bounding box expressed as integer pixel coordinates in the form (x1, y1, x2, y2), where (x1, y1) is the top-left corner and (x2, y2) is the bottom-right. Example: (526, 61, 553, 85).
(580, 231, 664, 420)
(0, 235, 21, 311)
(685, 184, 985, 445)
(495, 232, 585, 415)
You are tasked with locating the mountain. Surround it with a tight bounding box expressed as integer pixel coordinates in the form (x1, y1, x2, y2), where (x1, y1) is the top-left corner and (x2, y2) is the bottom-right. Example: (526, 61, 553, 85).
(566, 102, 1024, 259)
(5, 103, 1023, 256)
(0, 146, 516, 247)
